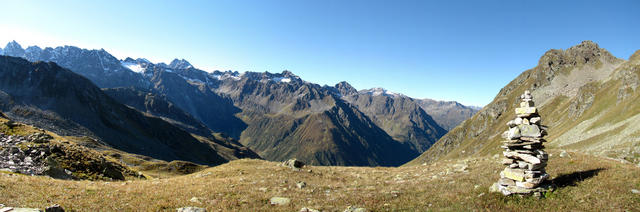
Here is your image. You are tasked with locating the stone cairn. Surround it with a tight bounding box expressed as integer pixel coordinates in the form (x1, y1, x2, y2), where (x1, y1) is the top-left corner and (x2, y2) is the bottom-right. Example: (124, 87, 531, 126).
(495, 90, 551, 196)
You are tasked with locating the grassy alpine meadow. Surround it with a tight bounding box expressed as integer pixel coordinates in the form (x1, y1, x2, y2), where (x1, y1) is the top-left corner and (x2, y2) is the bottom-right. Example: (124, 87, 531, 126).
(1, 149, 638, 211)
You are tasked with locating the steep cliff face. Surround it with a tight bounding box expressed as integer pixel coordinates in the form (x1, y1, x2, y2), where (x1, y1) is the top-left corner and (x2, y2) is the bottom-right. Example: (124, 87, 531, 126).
(407, 41, 637, 165)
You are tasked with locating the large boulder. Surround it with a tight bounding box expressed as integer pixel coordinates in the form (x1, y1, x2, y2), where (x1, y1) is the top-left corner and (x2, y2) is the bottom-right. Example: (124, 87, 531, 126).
(282, 158, 305, 170)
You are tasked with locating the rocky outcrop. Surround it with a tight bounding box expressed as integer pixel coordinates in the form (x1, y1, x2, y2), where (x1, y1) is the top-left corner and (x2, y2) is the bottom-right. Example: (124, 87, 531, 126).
(0, 130, 143, 180)
(0, 133, 53, 175)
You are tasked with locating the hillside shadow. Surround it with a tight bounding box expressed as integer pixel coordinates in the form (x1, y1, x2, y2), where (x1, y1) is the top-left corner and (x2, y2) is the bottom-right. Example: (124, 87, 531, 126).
(551, 168, 605, 188)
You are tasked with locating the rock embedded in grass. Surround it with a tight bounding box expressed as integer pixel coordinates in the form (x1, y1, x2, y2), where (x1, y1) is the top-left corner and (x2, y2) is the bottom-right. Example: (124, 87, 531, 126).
(559, 150, 569, 158)
(269, 197, 291, 206)
(299, 207, 320, 212)
(344, 206, 368, 212)
(189, 197, 201, 203)
(296, 181, 307, 189)
(176, 207, 206, 212)
(0, 207, 41, 212)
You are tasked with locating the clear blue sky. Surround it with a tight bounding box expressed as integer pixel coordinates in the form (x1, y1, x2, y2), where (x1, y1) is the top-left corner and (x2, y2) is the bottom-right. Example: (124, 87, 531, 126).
(1, 0, 638, 106)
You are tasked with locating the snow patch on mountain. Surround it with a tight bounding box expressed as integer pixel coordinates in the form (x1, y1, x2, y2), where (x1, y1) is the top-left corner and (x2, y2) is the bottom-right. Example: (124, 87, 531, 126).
(211, 71, 243, 81)
(121, 62, 145, 73)
(271, 77, 291, 83)
(182, 76, 204, 84)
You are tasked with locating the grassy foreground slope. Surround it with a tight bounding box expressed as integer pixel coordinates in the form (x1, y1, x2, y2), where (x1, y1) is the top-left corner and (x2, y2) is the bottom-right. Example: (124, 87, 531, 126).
(1, 150, 638, 211)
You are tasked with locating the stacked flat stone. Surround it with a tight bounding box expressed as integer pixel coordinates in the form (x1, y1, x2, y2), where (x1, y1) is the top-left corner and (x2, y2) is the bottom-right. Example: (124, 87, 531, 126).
(496, 90, 550, 195)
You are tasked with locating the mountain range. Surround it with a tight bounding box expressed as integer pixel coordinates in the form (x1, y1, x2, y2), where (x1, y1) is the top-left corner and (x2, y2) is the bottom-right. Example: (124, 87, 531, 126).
(0, 41, 478, 166)
(0, 56, 259, 166)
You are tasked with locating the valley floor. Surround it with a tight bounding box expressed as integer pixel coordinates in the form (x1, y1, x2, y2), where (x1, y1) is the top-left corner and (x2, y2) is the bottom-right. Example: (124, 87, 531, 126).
(1, 150, 639, 211)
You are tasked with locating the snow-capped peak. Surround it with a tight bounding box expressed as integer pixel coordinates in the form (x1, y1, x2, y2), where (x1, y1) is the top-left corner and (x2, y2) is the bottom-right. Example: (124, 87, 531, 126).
(5, 40, 22, 49)
(3, 40, 25, 57)
(360, 87, 401, 97)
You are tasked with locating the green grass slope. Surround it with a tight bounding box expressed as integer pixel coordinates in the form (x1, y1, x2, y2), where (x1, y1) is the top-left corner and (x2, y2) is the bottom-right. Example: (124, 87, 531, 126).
(0, 150, 638, 211)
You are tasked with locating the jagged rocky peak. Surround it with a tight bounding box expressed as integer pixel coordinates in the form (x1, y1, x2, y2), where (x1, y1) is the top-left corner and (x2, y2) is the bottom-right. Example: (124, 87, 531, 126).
(3, 40, 25, 57)
(566, 40, 619, 63)
(169, 58, 193, 69)
(334, 81, 358, 96)
(272, 70, 301, 83)
(156, 62, 169, 68)
(210, 70, 242, 80)
(137, 58, 151, 64)
(24, 46, 43, 61)
(122, 57, 137, 63)
(538, 40, 620, 70)
(122, 57, 138, 63)
(122, 57, 152, 65)
(240, 70, 301, 83)
(280, 70, 298, 78)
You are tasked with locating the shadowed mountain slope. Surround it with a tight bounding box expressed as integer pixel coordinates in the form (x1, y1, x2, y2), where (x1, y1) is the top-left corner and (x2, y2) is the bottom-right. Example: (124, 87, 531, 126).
(0, 56, 259, 166)
(336, 85, 447, 153)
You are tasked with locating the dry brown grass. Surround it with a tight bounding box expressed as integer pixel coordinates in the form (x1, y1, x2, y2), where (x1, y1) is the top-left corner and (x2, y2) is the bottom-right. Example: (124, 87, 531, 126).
(1, 149, 638, 211)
